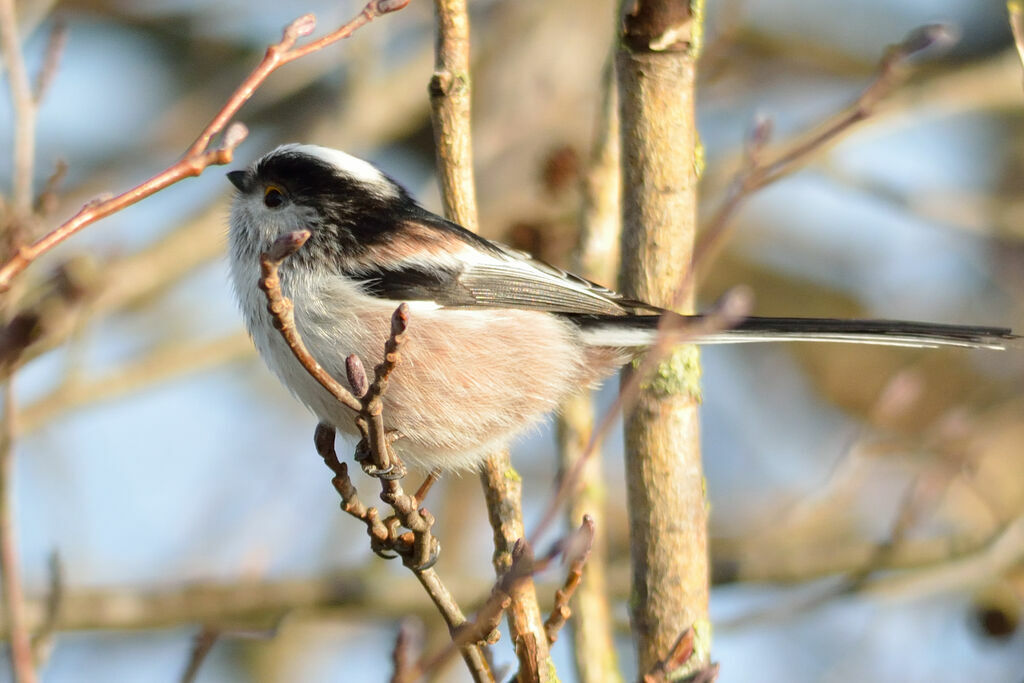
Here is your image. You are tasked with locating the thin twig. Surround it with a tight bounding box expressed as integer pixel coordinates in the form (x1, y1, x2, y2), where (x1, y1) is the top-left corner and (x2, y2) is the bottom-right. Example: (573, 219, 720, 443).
(543, 515, 595, 645)
(0, 381, 33, 683)
(0, 0, 35, 221)
(409, 529, 589, 683)
(32, 20, 67, 106)
(257, 231, 362, 413)
(693, 23, 957, 276)
(261, 238, 492, 683)
(179, 626, 218, 683)
(179, 617, 287, 683)
(641, 628, 694, 683)
(531, 287, 752, 547)
(390, 619, 422, 683)
(0, 0, 410, 291)
(0, 2, 40, 681)
(30, 552, 62, 668)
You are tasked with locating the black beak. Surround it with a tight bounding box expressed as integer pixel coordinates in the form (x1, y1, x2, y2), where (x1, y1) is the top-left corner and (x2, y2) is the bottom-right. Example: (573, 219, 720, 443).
(226, 170, 250, 192)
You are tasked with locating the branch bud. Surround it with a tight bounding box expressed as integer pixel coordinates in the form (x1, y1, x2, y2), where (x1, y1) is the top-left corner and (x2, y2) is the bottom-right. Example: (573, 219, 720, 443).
(267, 230, 311, 263)
(346, 354, 370, 398)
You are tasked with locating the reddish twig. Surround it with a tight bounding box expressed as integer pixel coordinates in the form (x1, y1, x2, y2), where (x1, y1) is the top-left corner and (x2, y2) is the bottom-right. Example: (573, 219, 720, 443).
(258, 231, 362, 413)
(179, 626, 218, 683)
(529, 287, 752, 547)
(390, 619, 423, 683)
(641, 628, 694, 683)
(693, 23, 957, 274)
(412, 518, 596, 682)
(530, 20, 957, 568)
(543, 515, 595, 645)
(0, 0, 409, 292)
(260, 235, 492, 683)
(179, 617, 287, 683)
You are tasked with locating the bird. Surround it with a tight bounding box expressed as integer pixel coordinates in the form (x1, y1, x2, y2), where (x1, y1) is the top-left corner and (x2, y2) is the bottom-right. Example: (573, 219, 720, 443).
(226, 143, 1017, 472)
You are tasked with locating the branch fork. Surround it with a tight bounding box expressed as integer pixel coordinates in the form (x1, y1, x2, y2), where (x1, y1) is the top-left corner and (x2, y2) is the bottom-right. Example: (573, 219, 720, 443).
(257, 230, 495, 680)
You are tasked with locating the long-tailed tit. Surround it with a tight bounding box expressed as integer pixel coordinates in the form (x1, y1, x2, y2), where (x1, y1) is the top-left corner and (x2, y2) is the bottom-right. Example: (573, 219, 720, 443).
(227, 144, 1016, 471)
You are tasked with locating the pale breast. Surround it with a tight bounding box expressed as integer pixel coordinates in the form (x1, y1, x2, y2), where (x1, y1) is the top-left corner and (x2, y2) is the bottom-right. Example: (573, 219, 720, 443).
(232, 249, 624, 470)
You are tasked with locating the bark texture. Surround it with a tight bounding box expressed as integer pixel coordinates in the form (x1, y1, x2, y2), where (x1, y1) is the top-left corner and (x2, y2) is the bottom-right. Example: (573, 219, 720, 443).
(616, 0, 709, 675)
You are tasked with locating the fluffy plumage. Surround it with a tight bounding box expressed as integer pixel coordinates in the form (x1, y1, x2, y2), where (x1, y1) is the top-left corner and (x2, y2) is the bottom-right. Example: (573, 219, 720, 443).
(227, 144, 1017, 470)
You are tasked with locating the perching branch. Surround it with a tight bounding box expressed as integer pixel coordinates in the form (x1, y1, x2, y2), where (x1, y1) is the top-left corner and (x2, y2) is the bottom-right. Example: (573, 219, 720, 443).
(0, 0, 410, 292)
(257, 231, 493, 683)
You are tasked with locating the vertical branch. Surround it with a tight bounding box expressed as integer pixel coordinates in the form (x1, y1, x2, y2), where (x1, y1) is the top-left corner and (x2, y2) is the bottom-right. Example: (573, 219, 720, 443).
(0, 1, 39, 681)
(0, 383, 33, 683)
(428, 0, 552, 678)
(478, 459, 551, 679)
(0, 0, 35, 221)
(555, 57, 624, 683)
(429, 0, 478, 233)
(616, 0, 710, 677)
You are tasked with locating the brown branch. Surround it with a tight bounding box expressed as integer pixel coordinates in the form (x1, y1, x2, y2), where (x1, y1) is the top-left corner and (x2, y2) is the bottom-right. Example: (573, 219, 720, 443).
(0, 381, 33, 683)
(693, 23, 957, 277)
(260, 234, 491, 682)
(7, 202, 225, 375)
(257, 231, 362, 413)
(429, 0, 478, 233)
(0, 2, 40, 681)
(533, 288, 752, 547)
(641, 628, 693, 683)
(179, 617, 286, 683)
(410, 525, 593, 683)
(0, 0, 410, 292)
(390, 619, 423, 683)
(19, 333, 252, 434)
(29, 552, 61, 668)
(543, 515, 594, 646)
(179, 626, 218, 683)
(429, 0, 552, 678)
(616, 0, 708, 675)
(32, 21, 66, 107)
(0, 0, 35, 222)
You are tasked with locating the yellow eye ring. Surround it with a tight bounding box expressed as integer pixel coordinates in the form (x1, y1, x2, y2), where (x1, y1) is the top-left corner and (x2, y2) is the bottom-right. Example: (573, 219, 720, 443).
(263, 185, 285, 208)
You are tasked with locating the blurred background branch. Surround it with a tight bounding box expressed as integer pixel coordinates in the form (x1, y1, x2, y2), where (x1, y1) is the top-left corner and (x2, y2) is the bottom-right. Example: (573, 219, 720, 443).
(0, 0, 1021, 680)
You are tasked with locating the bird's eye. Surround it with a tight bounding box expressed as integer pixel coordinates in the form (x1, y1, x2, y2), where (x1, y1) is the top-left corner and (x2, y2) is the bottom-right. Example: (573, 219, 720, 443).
(263, 186, 286, 208)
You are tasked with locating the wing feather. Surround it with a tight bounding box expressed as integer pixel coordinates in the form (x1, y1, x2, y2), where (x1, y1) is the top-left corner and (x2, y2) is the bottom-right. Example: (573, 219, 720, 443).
(350, 213, 658, 315)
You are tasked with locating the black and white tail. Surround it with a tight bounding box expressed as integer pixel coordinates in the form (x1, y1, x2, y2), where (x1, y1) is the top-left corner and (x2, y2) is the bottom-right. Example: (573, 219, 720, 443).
(572, 314, 1018, 350)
